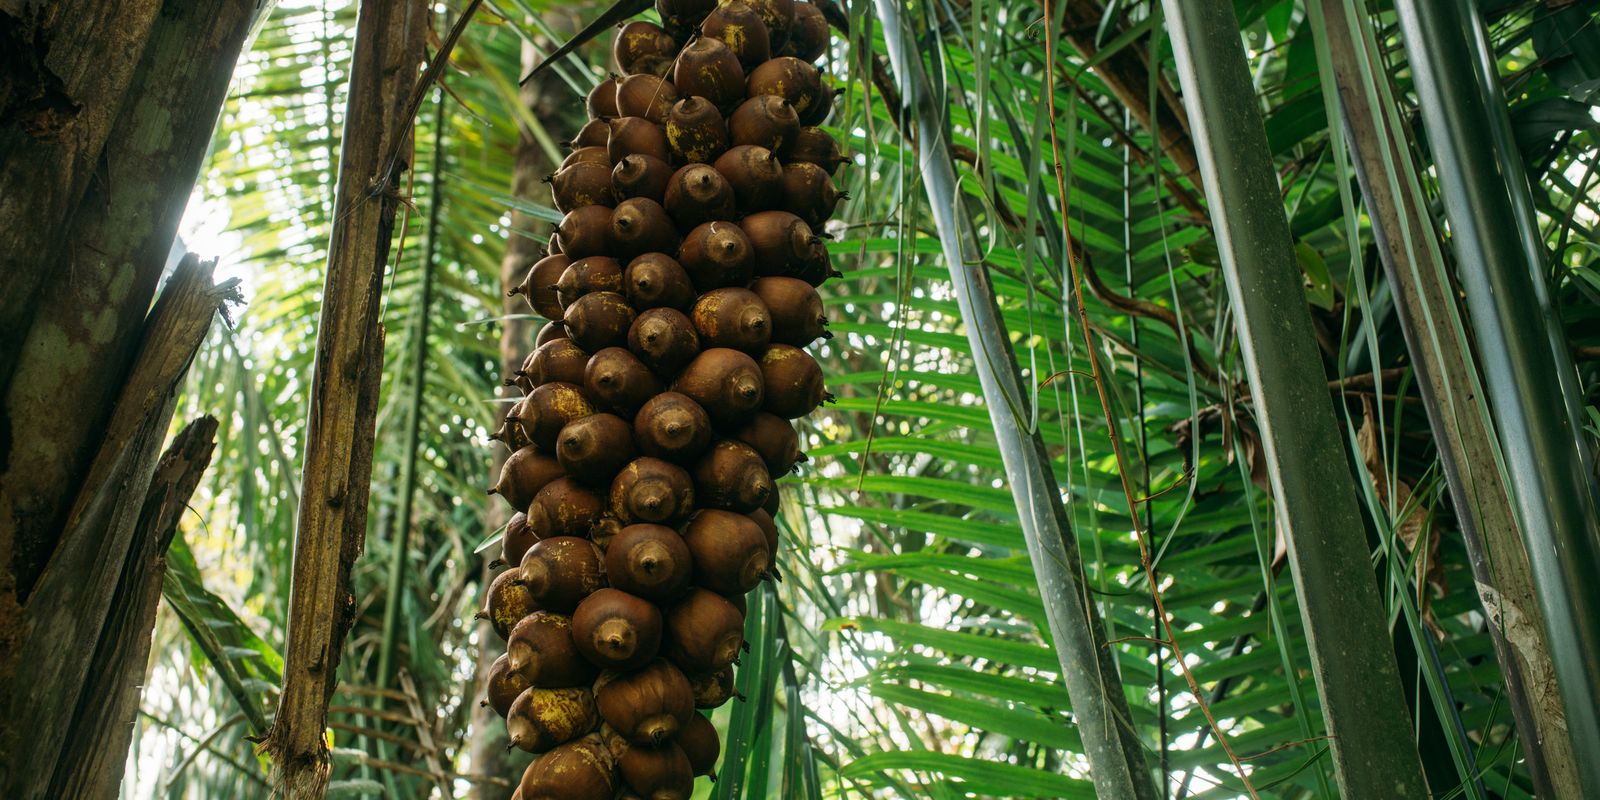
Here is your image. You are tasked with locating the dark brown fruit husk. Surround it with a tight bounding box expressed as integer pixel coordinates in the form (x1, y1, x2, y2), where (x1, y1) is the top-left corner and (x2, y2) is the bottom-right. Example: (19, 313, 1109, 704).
(510, 353, 537, 394)
(750, 275, 827, 346)
(728, 94, 800, 155)
(561, 146, 612, 170)
(663, 164, 736, 230)
(547, 230, 564, 256)
(614, 74, 680, 124)
(508, 611, 598, 688)
(526, 337, 591, 387)
(564, 291, 637, 352)
(594, 659, 695, 745)
(517, 381, 596, 451)
(492, 397, 534, 450)
(485, 568, 541, 641)
(502, 511, 540, 567)
(797, 84, 835, 125)
(701, 1, 771, 69)
(782, 2, 828, 61)
(748, 507, 781, 557)
(725, 590, 748, 617)
(573, 588, 664, 670)
(536, 319, 570, 347)
(627, 308, 701, 377)
(557, 412, 637, 484)
(588, 77, 620, 119)
(585, 347, 664, 416)
(612, 154, 674, 203)
(690, 287, 772, 354)
(758, 344, 829, 418)
(741, 210, 816, 274)
(673, 37, 745, 110)
(571, 117, 611, 149)
(609, 456, 695, 524)
(711, 144, 783, 212)
(655, 0, 718, 38)
(633, 392, 713, 463)
(518, 734, 617, 800)
(615, 741, 694, 800)
(677, 221, 754, 292)
(749, 0, 797, 48)
(780, 160, 841, 226)
(487, 653, 532, 718)
(672, 348, 765, 419)
(678, 712, 720, 776)
(611, 198, 680, 259)
(511, 253, 569, 319)
(663, 588, 745, 673)
(732, 411, 803, 475)
(491, 446, 566, 512)
(688, 667, 736, 708)
(507, 686, 598, 753)
(557, 205, 614, 259)
(607, 116, 671, 163)
(787, 125, 846, 174)
(614, 20, 677, 75)
(557, 256, 624, 310)
(761, 484, 780, 516)
(664, 97, 729, 164)
(517, 535, 606, 612)
(681, 507, 771, 593)
(624, 253, 696, 312)
(605, 523, 693, 602)
(690, 440, 774, 515)
(590, 514, 624, 554)
(793, 238, 840, 286)
(747, 57, 822, 118)
(528, 478, 607, 540)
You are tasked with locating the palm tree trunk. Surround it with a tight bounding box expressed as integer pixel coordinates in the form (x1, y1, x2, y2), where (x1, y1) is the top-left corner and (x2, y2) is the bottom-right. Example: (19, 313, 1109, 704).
(1158, 1, 1431, 796)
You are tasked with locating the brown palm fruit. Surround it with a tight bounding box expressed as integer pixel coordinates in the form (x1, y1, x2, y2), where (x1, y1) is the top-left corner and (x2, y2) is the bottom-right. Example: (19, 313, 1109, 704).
(793, 238, 840, 286)
(614, 20, 677, 75)
(624, 253, 696, 312)
(655, 0, 718, 37)
(663, 164, 736, 229)
(518, 734, 617, 800)
(780, 161, 841, 226)
(614, 74, 679, 124)
(486, 653, 532, 718)
(728, 95, 800, 154)
(611, 198, 680, 259)
(511, 253, 569, 319)
(564, 291, 636, 352)
(748, 507, 781, 558)
(573, 588, 663, 670)
(633, 392, 713, 462)
(517, 535, 606, 612)
(528, 479, 607, 540)
(672, 348, 765, 418)
(547, 230, 564, 256)
(759, 344, 829, 418)
(747, 0, 797, 48)
(689, 667, 737, 708)
(492, 397, 534, 450)
(510, 363, 536, 397)
(610, 457, 695, 524)
(588, 76, 621, 119)
(628, 308, 701, 377)
(594, 659, 695, 745)
(507, 686, 599, 753)
(761, 483, 780, 516)
(571, 117, 611, 149)
(562, 146, 612, 169)
(590, 514, 624, 554)
(681, 508, 770, 593)
(557, 256, 624, 309)
(663, 588, 745, 673)
(741, 210, 816, 275)
(690, 287, 771, 354)
(782, 2, 828, 61)
(678, 712, 720, 777)
(789, 125, 846, 174)
(750, 276, 827, 345)
(607, 116, 671, 163)
(747, 57, 823, 120)
(711, 145, 782, 212)
(677, 221, 754, 292)
(606, 523, 693, 602)
(549, 162, 616, 215)
(526, 337, 592, 387)
(502, 511, 540, 567)
(664, 97, 728, 164)
(484, 568, 541, 641)
(508, 612, 598, 688)
(725, 590, 749, 617)
(536, 319, 571, 346)
(798, 84, 836, 125)
(615, 741, 694, 800)
(557, 413, 637, 484)
(585, 347, 663, 416)
(690, 441, 774, 514)
(612, 154, 674, 203)
(733, 411, 803, 475)
(557, 205, 614, 259)
(673, 37, 745, 110)
(491, 446, 566, 512)
(518, 381, 596, 450)
(702, 1, 771, 69)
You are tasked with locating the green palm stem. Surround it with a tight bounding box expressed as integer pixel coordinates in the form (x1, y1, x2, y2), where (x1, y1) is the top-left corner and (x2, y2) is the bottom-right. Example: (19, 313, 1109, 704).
(1393, 1, 1600, 789)
(1158, 1, 1431, 797)
(873, 3, 1158, 798)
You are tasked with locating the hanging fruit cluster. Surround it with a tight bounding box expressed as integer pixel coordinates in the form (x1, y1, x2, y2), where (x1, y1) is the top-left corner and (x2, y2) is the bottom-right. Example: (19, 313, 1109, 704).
(480, 2, 843, 798)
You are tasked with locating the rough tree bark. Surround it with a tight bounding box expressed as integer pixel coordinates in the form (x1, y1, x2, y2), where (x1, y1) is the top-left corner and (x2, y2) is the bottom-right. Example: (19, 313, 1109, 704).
(262, 1, 428, 797)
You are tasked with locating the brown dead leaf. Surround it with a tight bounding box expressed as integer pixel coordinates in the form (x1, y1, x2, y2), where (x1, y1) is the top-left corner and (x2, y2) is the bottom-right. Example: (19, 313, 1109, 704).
(1357, 397, 1446, 639)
